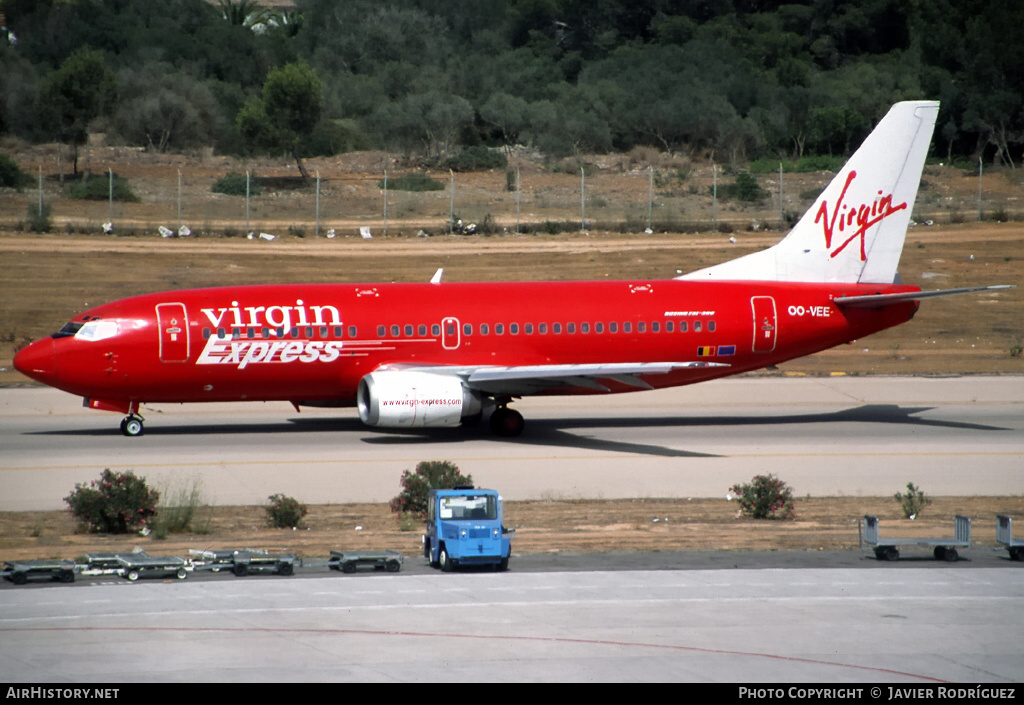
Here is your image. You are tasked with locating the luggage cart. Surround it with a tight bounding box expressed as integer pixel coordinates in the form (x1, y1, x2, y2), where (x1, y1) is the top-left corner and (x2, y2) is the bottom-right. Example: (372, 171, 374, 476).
(117, 554, 189, 581)
(80, 552, 147, 576)
(996, 515, 1024, 561)
(328, 550, 403, 574)
(189, 549, 295, 576)
(860, 514, 971, 561)
(2, 559, 76, 585)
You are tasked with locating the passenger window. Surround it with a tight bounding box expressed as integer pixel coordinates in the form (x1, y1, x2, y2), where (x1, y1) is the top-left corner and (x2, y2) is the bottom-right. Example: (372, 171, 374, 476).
(391, 325, 400, 337)
(623, 322, 632, 333)
(694, 321, 702, 332)
(679, 321, 688, 332)
(377, 325, 386, 337)
(609, 322, 618, 333)
(463, 323, 473, 335)
(432, 324, 441, 336)
(510, 323, 519, 335)
(495, 324, 504, 335)
(567, 323, 575, 334)
(637, 322, 646, 333)
(581, 323, 590, 333)
(418, 324, 427, 336)
(525, 323, 534, 334)
(348, 326, 357, 338)
(539, 323, 548, 334)
(652, 322, 660, 333)
(595, 323, 604, 333)
(709, 321, 716, 332)
(553, 323, 562, 334)
(481, 324, 489, 335)
(665, 321, 674, 333)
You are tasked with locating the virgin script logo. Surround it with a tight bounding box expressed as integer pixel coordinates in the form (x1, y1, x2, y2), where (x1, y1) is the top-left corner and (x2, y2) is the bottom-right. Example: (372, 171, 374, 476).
(814, 170, 906, 261)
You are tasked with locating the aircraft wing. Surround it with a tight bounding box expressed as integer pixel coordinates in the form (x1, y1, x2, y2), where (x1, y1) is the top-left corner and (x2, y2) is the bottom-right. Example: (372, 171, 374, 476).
(834, 285, 1013, 308)
(397, 361, 729, 395)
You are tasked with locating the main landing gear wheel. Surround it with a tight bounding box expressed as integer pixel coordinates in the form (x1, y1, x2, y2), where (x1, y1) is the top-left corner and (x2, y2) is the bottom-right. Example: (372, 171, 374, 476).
(120, 414, 144, 437)
(489, 407, 524, 437)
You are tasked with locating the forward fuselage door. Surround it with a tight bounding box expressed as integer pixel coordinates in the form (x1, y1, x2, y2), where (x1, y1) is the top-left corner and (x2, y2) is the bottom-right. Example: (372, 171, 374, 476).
(156, 302, 190, 362)
(441, 317, 460, 350)
(750, 296, 777, 353)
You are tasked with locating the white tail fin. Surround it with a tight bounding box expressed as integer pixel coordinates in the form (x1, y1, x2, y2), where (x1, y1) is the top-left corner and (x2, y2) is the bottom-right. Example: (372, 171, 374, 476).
(680, 101, 939, 284)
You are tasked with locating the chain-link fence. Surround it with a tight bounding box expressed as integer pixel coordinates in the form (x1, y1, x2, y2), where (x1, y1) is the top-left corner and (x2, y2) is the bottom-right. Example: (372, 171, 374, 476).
(5, 150, 1022, 239)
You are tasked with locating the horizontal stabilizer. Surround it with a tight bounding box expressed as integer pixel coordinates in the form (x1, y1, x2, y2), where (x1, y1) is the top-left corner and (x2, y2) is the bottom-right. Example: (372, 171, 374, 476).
(834, 285, 1013, 308)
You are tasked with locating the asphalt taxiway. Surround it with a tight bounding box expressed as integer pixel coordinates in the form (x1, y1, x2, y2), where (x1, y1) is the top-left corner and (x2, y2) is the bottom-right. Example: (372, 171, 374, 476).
(1, 376, 1021, 510)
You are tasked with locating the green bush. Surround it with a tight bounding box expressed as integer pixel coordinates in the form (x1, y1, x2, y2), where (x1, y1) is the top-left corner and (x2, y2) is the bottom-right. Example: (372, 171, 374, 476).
(266, 493, 308, 528)
(67, 173, 139, 201)
(716, 172, 768, 202)
(390, 460, 473, 519)
(381, 172, 445, 192)
(443, 145, 507, 172)
(729, 473, 795, 519)
(64, 468, 160, 534)
(894, 482, 931, 519)
(25, 202, 52, 233)
(0, 154, 28, 189)
(212, 172, 260, 196)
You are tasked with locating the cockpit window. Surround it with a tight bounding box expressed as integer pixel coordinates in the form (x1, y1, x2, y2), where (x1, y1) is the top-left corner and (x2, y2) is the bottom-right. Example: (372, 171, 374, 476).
(52, 322, 84, 338)
(75, 320, 119, 342)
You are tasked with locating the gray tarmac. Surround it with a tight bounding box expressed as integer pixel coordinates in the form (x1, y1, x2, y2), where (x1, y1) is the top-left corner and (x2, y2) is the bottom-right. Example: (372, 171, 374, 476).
(1, 376, 1022, 683)
(1, 376, 1021, 510)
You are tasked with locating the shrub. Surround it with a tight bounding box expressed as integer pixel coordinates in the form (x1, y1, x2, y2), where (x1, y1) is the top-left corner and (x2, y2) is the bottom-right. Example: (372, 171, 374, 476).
(26, 202, 52, 233)
(443, 145, 507, 172)
(380, 172, 444, 192)
(0, 154, 28, 189)
(153, 476, 208, 536)
(390, 460, 473, 519)
(212, 172, 260, 196)
(66, 173, 139, 201)
(716, 172, 768, 202)
(729, 473, 795, 519)
(64, 468, 160, 534)
(266, 493, 308, 528)
(894, 482, 931, 519)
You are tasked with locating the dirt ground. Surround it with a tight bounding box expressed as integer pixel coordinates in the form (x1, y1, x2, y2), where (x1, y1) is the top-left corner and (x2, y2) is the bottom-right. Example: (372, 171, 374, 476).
(3, 496, 1023, 563)
(1, 144, 1021, 561)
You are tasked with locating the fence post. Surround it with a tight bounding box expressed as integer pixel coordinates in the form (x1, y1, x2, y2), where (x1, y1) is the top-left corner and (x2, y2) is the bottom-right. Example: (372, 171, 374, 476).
(580, 166, 585, 231)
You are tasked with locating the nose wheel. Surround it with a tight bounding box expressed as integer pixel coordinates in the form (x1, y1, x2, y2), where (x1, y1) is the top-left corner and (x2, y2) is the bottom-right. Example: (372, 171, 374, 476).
(120, 414, 145, 437)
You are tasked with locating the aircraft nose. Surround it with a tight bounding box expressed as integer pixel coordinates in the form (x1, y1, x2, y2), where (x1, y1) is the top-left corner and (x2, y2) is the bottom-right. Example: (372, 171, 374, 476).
(13, 337, 58, 385)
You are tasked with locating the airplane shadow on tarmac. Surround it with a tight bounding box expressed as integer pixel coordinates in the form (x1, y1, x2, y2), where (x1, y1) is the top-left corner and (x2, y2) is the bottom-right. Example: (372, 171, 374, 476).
(359, 403, 1012, 457)
(29, 404, 1010, 458)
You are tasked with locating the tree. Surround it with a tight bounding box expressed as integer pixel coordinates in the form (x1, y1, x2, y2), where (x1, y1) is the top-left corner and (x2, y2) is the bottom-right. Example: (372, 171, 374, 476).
(389, 461, 473, 519)
(39, 47, 117, 174)
(237, 61, 322, 179)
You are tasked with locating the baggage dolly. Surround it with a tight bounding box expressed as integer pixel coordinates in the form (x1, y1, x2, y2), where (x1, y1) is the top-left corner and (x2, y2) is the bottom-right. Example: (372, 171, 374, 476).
(860, 514, 971, 561)
(2, 559, 76, 585)
(996, 515, 1024, 561)
(117, 554, 189, 581)
(328, 550, 403, 574)
(189, 549, 296, 576)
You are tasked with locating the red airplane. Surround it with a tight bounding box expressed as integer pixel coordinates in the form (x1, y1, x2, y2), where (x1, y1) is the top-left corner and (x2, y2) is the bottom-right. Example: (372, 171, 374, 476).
(13, 100, 1008, 437)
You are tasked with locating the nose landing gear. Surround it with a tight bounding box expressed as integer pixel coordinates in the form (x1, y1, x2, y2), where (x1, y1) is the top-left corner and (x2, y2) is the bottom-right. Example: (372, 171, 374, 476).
(119, 414, 145, 437)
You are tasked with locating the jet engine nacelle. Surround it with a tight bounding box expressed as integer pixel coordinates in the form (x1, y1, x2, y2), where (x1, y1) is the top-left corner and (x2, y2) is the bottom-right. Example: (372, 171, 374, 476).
(357, 370, 482, 428)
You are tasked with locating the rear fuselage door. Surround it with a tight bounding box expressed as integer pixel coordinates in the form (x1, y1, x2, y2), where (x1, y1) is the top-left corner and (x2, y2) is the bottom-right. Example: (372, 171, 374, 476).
(156, 302, 190, 362)
(750, 296, 777, 353)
